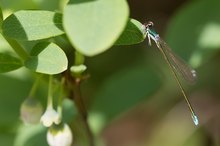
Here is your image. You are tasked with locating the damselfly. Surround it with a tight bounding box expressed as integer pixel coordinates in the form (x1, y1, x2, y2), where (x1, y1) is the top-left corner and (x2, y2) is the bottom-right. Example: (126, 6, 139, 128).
(142, 21, 199, 126)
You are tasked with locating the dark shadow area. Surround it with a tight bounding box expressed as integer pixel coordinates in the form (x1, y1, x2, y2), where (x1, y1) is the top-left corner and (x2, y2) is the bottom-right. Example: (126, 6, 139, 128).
(53, 13, 64, 32)
(90, 62, 161, 122)
(2, 14, 28, 40)
(24, 42, 50, 72)
(30, 42, 50, 55)
(68, 0, 97, 5)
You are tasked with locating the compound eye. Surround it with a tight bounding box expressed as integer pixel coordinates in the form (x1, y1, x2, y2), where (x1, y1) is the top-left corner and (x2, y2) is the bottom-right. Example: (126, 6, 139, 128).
(143, 21, 154, 28)
(147, 21, 154, 27)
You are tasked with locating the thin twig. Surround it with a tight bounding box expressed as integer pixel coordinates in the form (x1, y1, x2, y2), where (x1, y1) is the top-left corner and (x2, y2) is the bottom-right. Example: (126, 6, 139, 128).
(65, 71, 95, 146)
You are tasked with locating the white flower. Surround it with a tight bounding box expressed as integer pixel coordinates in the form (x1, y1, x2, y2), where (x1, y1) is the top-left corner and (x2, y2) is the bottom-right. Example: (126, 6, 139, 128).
(20, 98, 43, 125)
(47, 123, 73, 146)
(40, 107, 61, 127)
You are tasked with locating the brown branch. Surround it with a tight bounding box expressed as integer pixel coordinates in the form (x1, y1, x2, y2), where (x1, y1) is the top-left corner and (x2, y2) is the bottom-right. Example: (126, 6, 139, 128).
(64, 71, 94, 146)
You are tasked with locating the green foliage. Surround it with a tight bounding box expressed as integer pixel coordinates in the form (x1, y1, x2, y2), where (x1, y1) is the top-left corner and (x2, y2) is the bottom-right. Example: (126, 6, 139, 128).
(24, 42, 68, 74)
(0, 7, 3, 29)
(1, 3, 144, 61)
(0, 0, 37, 10)
(63, 0, 129, 56)
(0, 71, 32, 127)
(1, 0, 217, 146)
(166, 0, 220, 67)
(2, 10, 64, 41)
(0, 53, 22, 73)
(90, 64, 161, 122)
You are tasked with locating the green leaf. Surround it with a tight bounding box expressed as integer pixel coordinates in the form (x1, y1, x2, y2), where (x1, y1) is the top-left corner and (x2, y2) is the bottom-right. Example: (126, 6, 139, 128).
(90, 63, 161, 122)
(0, 53, 22, 73)
(24, 42, 68, 74)
(115, 19, 146, 45)
(63, 0, 129, 56)
(2, 10, 64, 41)
(166, 0, 220, 68)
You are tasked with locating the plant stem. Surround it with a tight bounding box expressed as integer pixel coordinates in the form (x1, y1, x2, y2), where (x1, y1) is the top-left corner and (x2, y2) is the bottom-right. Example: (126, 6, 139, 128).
(65, 71, 94, 146)
(28, 74, 42, 98)
(74, 51, 85, 65)
(57, 77, 65, 120)
(47, 75, 53, 109)
(73, 79, 94, 146)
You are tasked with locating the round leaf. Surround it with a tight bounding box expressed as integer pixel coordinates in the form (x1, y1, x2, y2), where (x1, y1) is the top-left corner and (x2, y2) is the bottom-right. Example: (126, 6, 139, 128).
(63, 0, 129, 56)
(24, 42, 68, 74)
(0, 53, 22, 73)
(115, 19, 146, 45)
(2, 10, 64, 41)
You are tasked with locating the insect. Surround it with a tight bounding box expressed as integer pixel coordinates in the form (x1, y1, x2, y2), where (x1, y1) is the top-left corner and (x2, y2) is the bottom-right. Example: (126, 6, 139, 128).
(142, 21, 198, 125)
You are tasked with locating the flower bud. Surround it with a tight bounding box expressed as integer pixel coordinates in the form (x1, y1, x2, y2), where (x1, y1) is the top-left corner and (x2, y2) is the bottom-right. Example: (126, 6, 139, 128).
(20, 98, 43, 125)
(70, 64, 87, 76)
(47, 123, 73, 146)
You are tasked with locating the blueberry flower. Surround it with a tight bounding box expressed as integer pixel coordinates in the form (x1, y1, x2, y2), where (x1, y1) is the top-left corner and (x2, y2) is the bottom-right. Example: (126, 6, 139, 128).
(40, 106, 61, 127)
(47, 123, 73, 146)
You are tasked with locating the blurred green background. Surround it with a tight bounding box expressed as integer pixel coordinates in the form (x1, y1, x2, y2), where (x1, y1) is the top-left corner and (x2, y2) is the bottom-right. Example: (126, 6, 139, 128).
(1, 0, 220, 146)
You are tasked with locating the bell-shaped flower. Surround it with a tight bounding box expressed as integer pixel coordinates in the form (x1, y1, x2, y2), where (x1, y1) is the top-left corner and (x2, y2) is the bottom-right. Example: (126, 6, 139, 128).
(47, 123, 73, 146)
(20, 97, 43, 125)
(40, 106, 61, 127)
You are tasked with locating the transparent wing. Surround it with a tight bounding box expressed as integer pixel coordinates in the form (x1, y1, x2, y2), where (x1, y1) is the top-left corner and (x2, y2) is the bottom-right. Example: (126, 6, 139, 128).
(157, 38, 197, 84)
